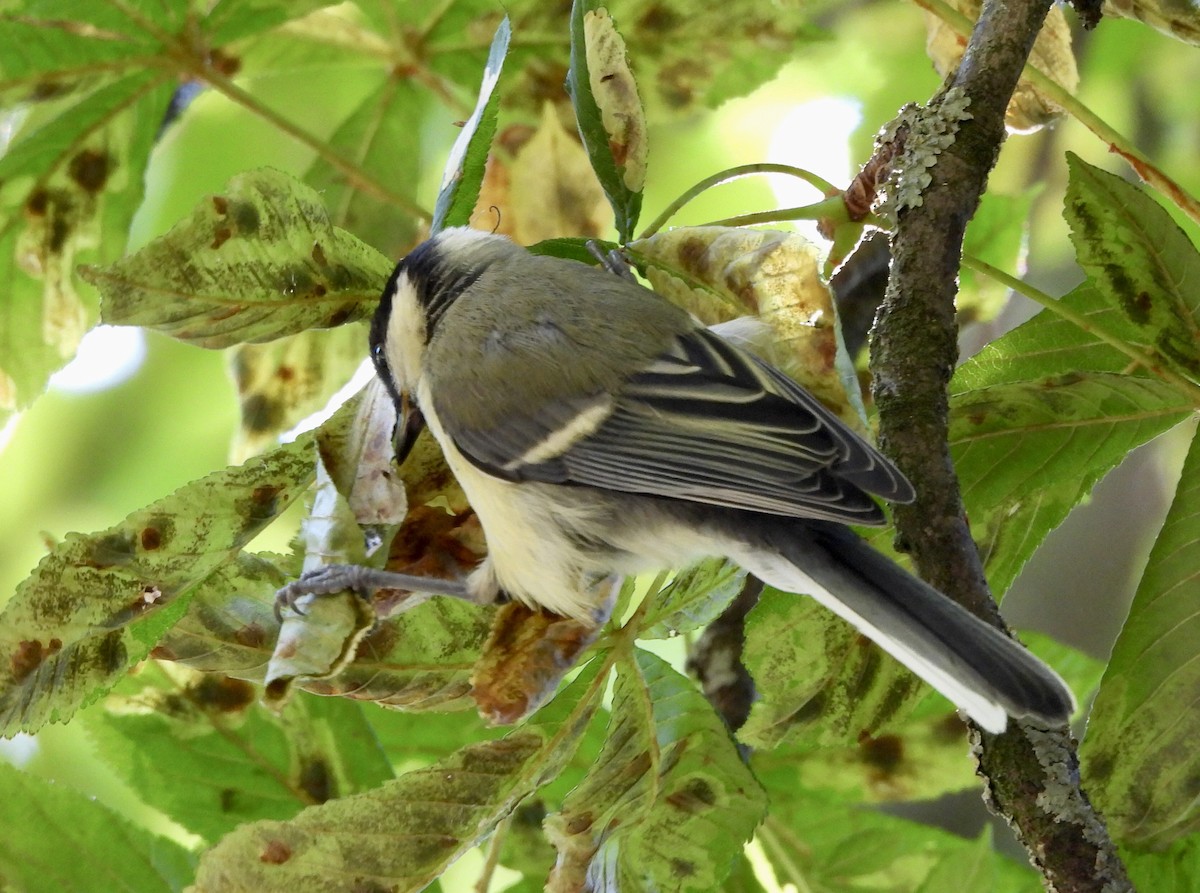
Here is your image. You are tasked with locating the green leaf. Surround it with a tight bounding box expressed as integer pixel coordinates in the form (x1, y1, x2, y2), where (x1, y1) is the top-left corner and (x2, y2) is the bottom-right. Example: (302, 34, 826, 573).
(192, 659, 603, 892)
(750, 632, 1103, 806)
(1064, 152, 1200, 380)
(959, 191, 1037, 325)
(431, 17, 511, 233)
(527, 236, 616, 265)
(228, 6, 387, 78)
(547, 649, 767, 891)
(201, 0, 339, 46)
(86, 664, 392, 843)
(83, 168, 392, 347)
(567, 0, 645, 241)
(0, 18, 152, 103)
(10, 0, 183, 35)
(1081, 428, 1200, 847)
(1123, 834, 1200, 893)
(0, 439, 315, 736)
(365, 708, 501, 769)
(303, 75, 429, 255)
(914, 828, 1019, 893)
(0, 0, 327, 419)
(951, 372, 1191, 596)
(952, 282, 1148, 391)
(722, 853, 770, 893)
(639, 558, 748, 638)
(754, 785, 1038, 893)
(494, 799, 558, 891)
(0, 760, 196, 893)
(740, 588, 926, 749)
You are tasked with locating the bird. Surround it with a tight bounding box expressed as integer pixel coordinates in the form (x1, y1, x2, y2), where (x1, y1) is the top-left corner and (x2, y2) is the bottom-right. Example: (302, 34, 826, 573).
(282, 226, 1075, 734)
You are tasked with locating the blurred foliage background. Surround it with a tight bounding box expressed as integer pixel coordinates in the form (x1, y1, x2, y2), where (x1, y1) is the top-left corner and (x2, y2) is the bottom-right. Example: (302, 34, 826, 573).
(2, 0, 1199, 887)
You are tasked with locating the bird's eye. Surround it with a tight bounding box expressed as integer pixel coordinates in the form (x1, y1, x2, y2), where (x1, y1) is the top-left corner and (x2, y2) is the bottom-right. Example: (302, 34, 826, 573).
(370, 341, 389, 373)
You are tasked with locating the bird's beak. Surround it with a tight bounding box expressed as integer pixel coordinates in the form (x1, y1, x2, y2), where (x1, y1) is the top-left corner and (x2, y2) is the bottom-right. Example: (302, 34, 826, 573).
(393, 391, 426, 466)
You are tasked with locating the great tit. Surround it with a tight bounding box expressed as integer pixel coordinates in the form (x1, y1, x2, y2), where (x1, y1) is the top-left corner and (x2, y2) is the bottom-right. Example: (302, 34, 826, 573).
(285, 226, 1075, 734)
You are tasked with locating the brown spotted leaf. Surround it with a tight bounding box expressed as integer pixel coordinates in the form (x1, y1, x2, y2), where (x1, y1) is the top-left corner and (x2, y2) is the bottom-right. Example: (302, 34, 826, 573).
(926, 0, 1077, 132)
(739, 588, 926, 749)
(0, 2, 336, 421)
(152, 437, 489, 713)
(195, 732, 550, 892)
(193, 661, 603, 892)
(472, 103, 611, 245)
(1083, 432, 1200, 847)
(472, 602, 601, 725)
(315, 377, 415, 528)
(546, 649, 766, 892)
(1065, 153, 1200, 382)
(1104, 0, 1200, 45)
(231, 324, 368, 462)
(265, 453, 378, 706)
(0, 439, 315, 736)
(82, 168, 392, 348)
(631, 226, 866, 430)
(953, 372, 1192, 597)
(85, 661, 393, 843)
(568, 0, 646, 241)
(0, 71, 174, 421)
(752, 633, 1101, 804)
(159, 557, 495, 714)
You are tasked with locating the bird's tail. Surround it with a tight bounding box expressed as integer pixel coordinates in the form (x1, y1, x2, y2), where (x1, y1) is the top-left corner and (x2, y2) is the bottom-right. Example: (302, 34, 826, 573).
(730, 519, 1076, 733)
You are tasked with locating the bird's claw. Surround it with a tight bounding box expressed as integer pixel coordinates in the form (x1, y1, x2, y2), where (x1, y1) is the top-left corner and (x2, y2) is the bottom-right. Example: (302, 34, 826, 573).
(273, 564, 374, 623)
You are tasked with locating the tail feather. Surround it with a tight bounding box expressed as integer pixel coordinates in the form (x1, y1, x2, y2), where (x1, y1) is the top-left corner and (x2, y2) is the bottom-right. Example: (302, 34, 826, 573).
(731, 519, 1076, 733)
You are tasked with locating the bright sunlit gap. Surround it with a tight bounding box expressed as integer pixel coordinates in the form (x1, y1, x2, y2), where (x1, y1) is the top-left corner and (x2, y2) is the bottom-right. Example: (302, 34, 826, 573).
(0, 734, 38, 769)
(766, 97, 862, 241)
(48, 325, 147, 394)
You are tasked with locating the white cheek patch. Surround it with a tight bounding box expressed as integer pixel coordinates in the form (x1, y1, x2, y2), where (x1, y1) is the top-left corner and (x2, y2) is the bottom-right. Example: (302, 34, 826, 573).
(386, 275, 427, 392)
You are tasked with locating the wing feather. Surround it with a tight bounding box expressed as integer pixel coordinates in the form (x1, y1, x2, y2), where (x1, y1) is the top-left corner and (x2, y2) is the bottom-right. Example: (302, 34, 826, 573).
(445, 325, 913, 524)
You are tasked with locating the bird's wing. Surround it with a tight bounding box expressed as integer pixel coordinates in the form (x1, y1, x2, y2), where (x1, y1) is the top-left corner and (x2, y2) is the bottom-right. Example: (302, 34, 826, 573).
(442, 324, 913, 525)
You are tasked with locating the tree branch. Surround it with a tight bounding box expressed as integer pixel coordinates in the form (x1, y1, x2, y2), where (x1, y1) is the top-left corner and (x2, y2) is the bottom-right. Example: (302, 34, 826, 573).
(868, 0, 1133, 889)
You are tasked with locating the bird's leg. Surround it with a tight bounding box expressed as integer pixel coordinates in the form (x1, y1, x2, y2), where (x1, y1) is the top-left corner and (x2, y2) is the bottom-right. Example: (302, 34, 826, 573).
(273, 564, 491, 622)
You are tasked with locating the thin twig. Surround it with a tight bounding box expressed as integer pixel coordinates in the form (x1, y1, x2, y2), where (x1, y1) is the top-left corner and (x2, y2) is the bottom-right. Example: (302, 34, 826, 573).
(638, 163, 839, 239)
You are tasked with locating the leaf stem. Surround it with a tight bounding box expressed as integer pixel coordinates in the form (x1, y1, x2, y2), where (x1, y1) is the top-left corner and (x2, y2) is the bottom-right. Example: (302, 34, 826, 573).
(914, 0, 1200, 226)
(100, 0, 433, 223)
(187, 63, 432, 221)
(700, 195, 849, 230)
(962, 254, 1200, 404)
(475, 813, 509, 893)
(638, 164, 840, 240)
